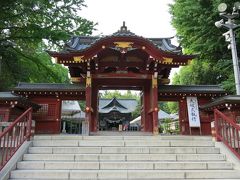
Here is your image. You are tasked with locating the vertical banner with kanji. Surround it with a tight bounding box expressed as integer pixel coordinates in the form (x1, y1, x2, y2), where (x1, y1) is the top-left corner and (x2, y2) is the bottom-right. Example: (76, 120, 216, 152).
(186, 97, 201, 127)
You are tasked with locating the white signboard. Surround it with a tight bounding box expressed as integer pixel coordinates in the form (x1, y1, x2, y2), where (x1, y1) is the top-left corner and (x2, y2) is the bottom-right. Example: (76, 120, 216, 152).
(187, 97, 201, 127)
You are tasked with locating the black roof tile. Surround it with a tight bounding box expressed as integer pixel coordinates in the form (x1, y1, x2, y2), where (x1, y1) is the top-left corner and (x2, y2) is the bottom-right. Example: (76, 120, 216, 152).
(14, 82, 85, 91)
(64, 22, 182, 54)
(158, 85, 226, 94)
(200, 95, 240, 109)
(0, 92, 40, 110)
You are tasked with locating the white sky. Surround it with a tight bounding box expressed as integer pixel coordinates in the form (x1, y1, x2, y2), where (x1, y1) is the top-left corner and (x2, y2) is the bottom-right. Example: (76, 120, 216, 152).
(80, 0, 175, 38)
(80, 0, 179, 82)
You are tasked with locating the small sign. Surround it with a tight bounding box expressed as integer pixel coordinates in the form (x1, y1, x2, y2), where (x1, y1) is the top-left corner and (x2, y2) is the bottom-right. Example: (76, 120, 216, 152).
(187, 97, 201, 127)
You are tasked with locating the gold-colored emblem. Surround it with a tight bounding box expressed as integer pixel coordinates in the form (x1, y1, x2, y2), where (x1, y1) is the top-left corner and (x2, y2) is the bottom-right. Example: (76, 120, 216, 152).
(73, 56, 84, 63)
(71, 77, 81, 83)
(162, 57, 173, 63)
(86, 76, 91, 87)
(114, 42, 133, 48)
(152, 75, 158, 88)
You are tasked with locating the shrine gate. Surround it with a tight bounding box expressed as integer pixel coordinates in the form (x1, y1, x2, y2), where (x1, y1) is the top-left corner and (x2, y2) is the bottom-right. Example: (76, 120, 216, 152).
(12, 23, 227, 135)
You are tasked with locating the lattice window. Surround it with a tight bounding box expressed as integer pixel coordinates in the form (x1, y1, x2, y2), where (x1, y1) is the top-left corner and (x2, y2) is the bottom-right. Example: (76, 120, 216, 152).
(48, 104, 56, 116)
(35, 104, 48, 115)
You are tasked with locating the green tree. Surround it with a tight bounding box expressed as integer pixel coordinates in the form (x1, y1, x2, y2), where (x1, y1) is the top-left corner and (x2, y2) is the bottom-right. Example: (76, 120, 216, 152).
(0, 0, 95, 90)
(159, 102, 170, 114)
(170, 0, 239, 94)
(159, 102, 178, 114)
(167, 102, 179, 114)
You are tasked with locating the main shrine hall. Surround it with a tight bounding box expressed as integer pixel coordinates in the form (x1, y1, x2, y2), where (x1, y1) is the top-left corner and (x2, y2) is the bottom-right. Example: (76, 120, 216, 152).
(5, 22, 231, 135)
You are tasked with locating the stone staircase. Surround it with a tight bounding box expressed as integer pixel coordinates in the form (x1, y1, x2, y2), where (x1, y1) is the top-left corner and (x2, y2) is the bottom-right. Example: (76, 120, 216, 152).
(9, 135, 240, 179)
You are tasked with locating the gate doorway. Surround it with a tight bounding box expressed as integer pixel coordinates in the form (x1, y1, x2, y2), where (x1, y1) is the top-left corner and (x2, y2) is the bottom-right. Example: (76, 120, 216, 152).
(159, 101, 179, 135)
(61, 100, 85, 134)
(98, 90, 141, 132)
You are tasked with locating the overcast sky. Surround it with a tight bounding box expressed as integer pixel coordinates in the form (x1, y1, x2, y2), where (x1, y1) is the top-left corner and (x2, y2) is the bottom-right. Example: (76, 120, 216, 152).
(80, 0, 178, 82)
(80, 0, 175, 37)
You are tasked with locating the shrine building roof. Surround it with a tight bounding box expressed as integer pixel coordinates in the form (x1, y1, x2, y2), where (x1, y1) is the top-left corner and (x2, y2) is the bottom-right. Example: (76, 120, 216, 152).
(99, 98, 138, 114)
(13, 83, 85, 99)
(158, 85, 226, 94)
(48, 22, 195, 63)
(0, 92, 40, 110)
(61, 21, 181, 54)
(200, 95, 240, 111)
(14, 82, 85, 92)
(64, 30, 181, 54)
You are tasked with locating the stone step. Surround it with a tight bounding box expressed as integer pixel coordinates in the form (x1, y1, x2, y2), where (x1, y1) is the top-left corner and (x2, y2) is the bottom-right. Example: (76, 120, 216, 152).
(33, 135, 212, 141)
(28, 146, 220, 154)
(10, 169, 240, 179)
(8, 179, 240, 180)
(17, 161, 233, 170)
(32, 140, 215, 147)
(23, 153, 226, 161)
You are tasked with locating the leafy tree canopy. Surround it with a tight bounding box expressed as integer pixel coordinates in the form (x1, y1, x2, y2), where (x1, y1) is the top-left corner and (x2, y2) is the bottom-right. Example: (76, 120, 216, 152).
(100, 90, 140, 100)
(0, 0, 95, 90)
(170, 0, 240, 94)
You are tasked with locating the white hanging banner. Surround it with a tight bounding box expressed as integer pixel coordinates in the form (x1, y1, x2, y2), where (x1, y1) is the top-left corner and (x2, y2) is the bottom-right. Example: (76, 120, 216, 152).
(186, 97, 201, 127)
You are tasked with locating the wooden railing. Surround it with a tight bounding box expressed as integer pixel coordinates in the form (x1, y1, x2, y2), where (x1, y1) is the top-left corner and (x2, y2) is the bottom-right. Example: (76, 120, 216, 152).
(0, 108, 32, 170)
(214, 109, 240, 159)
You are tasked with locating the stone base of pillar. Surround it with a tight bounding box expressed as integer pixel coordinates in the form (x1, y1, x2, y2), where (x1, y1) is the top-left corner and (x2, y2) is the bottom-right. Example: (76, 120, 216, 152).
(61, 121, 66, 133)
(82, 120, 89, 135)
(153, 127, 159, 135)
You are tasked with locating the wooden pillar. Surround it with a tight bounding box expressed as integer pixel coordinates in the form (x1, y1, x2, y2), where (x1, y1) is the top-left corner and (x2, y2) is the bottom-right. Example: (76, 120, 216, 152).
(152, 75, 159, 135)
(179, 99, 189, 135)
(91, 83, 98, 132)
(56, 99, 61, 133)
(143, 81, 151, 132)
(140, 92, 145, 131)
(85, 71, 92, 135)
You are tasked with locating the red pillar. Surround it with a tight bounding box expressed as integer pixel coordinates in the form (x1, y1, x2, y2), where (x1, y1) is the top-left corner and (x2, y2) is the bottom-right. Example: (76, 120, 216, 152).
(85, 74, 92, 134)
(143, 81, 151, 132)
(152, 75, 159, 135)
(179, 99, 188, 135)
(91, 84, 98, 132)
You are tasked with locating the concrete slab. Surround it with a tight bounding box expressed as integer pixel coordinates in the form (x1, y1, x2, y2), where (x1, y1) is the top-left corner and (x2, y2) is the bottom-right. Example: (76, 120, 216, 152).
(52, 147, 101, 154)
(10, 170, 69, 179)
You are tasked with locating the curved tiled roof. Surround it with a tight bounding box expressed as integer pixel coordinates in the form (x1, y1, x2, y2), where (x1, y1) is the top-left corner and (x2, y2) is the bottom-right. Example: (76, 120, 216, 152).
(98, 98, 138, 113)
(14, 82, 85, 91)
(158, 85, 226, 94)
(64, 22, 182, 54)
(200, 95, 240, 110)
(0, 92, 40, 110)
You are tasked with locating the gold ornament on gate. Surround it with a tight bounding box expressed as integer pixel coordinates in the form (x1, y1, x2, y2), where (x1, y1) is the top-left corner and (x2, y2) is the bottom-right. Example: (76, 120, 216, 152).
(114, 42, 133, 48)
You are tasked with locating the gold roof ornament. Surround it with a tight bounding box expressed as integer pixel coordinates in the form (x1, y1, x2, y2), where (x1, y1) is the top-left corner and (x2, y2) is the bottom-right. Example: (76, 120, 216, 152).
(71, 77, 81, 83)
(73, 56, 84, 63)
(162, 57, 173, 63)
(114, 42, 134, 49)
